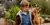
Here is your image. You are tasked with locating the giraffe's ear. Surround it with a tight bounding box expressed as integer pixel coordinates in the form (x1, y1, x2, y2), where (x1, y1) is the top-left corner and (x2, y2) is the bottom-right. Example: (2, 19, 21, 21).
(31, 8, 36, 12)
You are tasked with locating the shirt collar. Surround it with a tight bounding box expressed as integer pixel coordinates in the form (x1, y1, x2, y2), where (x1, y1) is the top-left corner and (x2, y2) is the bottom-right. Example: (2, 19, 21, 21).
(20, 10, 29, 15)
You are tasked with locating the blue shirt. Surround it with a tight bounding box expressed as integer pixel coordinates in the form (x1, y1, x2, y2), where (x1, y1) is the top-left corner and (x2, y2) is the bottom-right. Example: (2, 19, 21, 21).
(20, 11, 31, 25)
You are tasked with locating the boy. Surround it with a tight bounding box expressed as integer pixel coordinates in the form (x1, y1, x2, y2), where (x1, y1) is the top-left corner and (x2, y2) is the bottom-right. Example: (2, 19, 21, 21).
(15, 0, 33, 25)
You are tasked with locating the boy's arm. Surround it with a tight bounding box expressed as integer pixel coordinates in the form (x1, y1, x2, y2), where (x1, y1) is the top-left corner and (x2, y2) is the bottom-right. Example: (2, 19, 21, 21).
(15, 15, 21, 25)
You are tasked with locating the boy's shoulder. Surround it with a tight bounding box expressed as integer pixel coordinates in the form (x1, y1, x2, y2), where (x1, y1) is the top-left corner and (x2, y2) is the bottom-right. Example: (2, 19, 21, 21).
(16, 10, 22, 15)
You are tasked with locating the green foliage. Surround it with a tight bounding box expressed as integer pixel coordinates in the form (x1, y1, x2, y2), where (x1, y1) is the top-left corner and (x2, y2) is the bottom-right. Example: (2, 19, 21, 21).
(28, 0, 50, 15)
(10, 6, 20, 21)
(6, 6, 20, 21)
(5, 11, 11, 19)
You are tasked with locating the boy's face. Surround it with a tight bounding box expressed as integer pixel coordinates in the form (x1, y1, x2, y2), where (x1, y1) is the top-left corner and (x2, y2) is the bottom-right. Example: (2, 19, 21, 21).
(21, 4, 29, 12)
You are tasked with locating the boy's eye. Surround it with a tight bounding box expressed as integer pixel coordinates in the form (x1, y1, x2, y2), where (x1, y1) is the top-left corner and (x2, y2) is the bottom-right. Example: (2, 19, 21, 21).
(21, 4, 28, 7)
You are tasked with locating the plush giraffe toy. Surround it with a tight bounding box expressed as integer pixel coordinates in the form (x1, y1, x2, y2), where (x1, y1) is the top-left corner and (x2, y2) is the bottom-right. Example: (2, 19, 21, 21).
(32, 8, 44, 25)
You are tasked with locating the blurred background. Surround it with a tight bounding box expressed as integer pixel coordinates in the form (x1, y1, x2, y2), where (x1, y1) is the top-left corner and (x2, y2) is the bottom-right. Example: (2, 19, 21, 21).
(0, 0, 50, 25)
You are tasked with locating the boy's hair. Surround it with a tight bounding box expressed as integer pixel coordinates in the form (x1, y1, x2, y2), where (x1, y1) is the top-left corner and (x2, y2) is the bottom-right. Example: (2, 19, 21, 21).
(20, 0, 30, 6)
